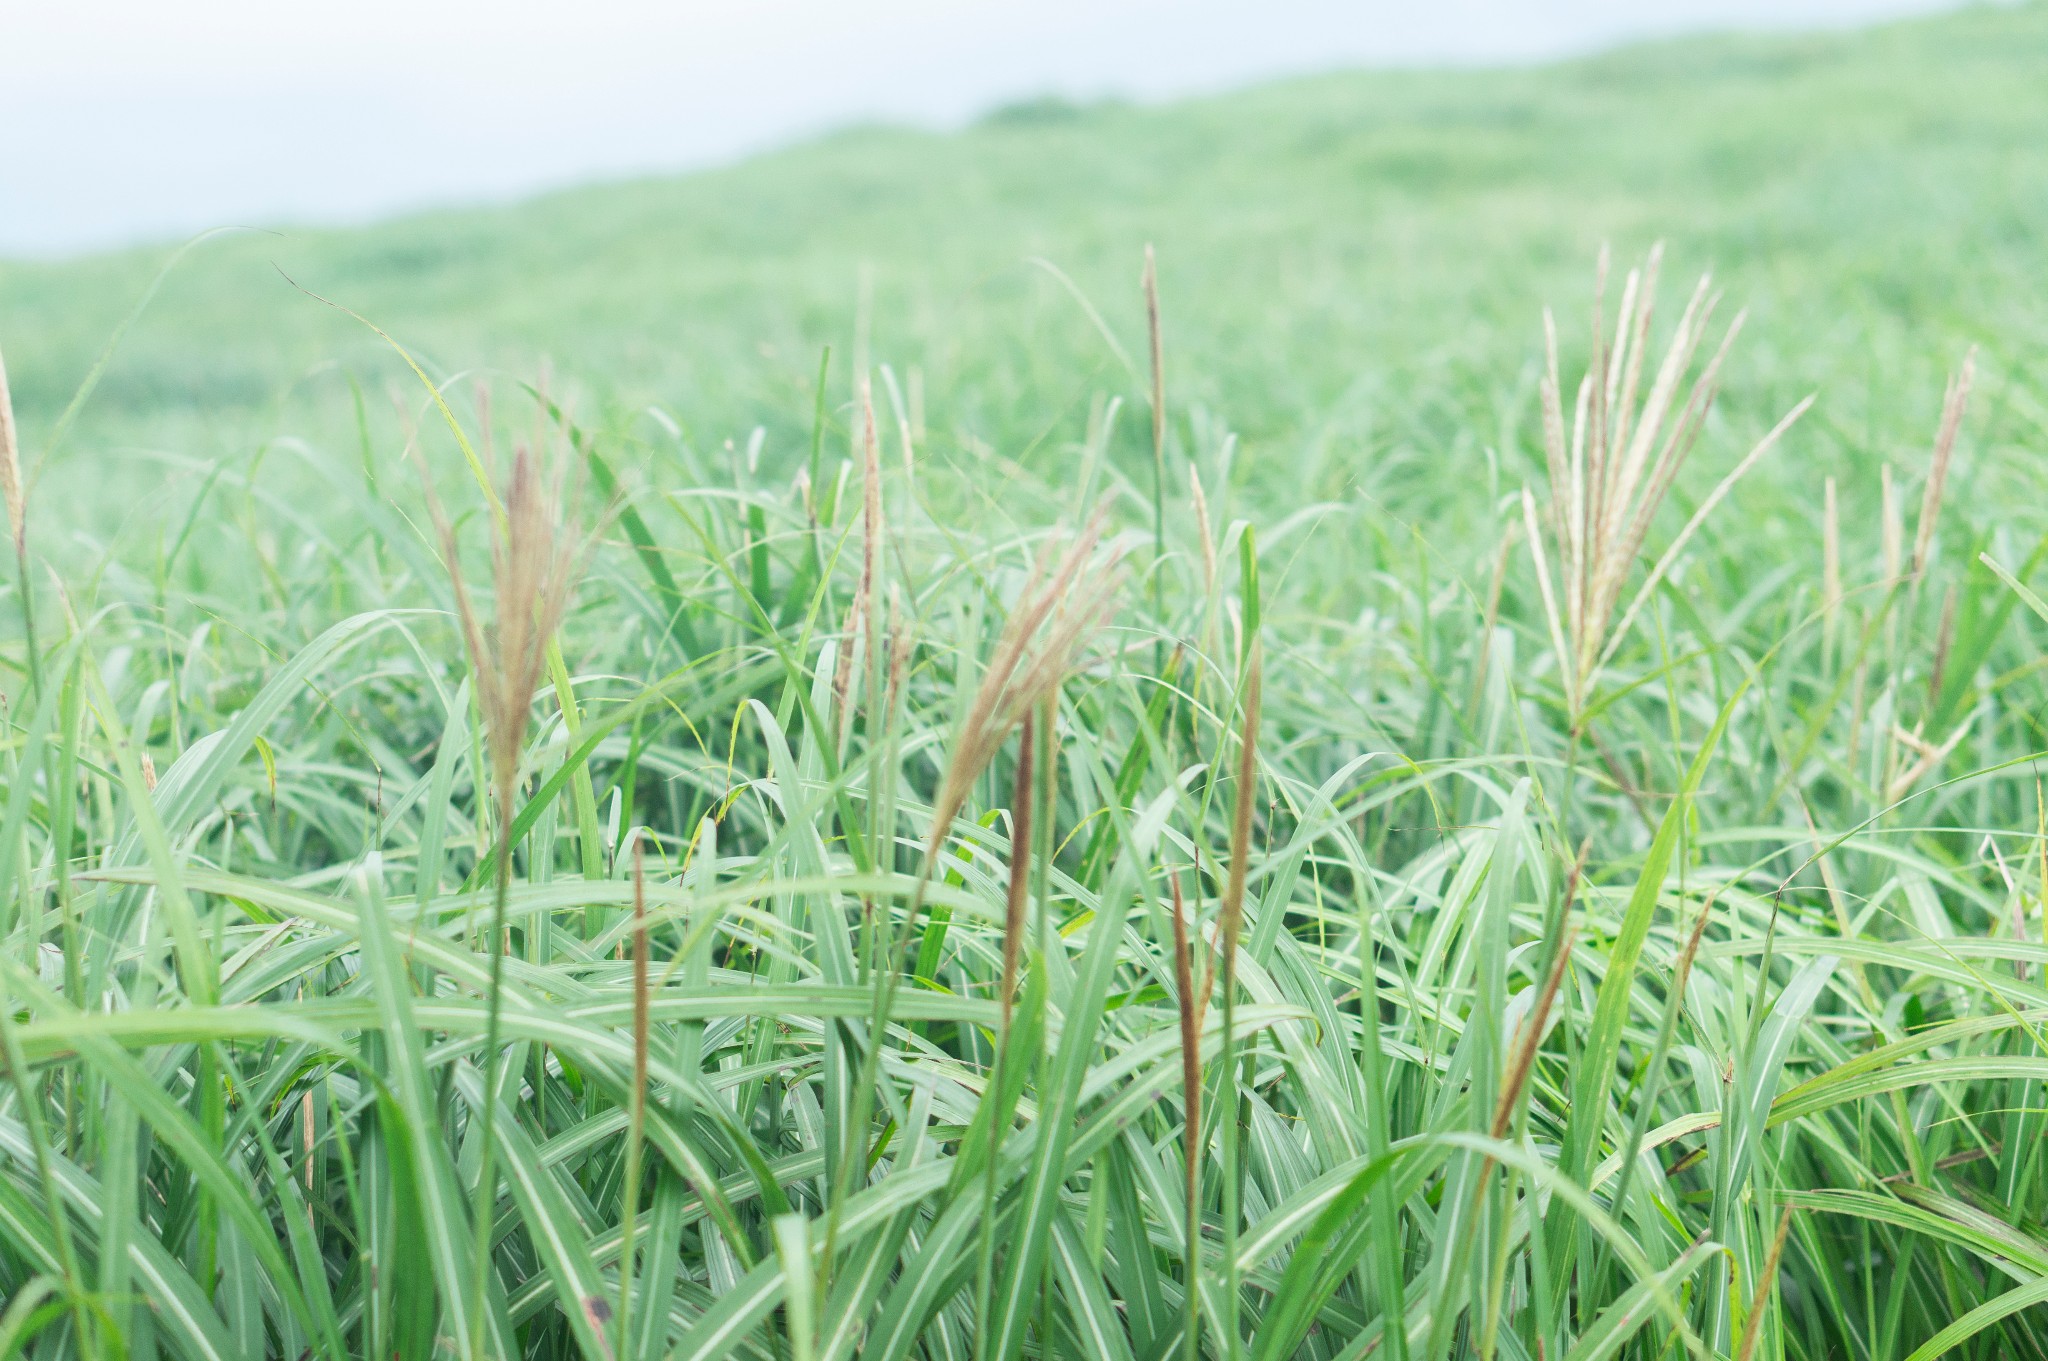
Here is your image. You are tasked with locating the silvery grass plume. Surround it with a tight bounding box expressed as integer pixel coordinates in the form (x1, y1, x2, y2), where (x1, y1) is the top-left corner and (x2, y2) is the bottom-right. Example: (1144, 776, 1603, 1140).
(821, 518, 1121, 1308)
(925, 518, 1122, 862)
(1911, 346, 1975, 580)
(1521, 245, 1814, 719)
(420, 436, 588, 1361)
(427, 442, 584, 820)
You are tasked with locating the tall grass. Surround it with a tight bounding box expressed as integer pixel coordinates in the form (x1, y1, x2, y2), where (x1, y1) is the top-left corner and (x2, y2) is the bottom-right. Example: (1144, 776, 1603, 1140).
(1, 241, 2046, 1361)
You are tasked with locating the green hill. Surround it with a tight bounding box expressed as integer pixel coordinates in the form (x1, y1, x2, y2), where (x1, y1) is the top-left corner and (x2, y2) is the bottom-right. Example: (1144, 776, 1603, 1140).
(4, 2, 2046, 540)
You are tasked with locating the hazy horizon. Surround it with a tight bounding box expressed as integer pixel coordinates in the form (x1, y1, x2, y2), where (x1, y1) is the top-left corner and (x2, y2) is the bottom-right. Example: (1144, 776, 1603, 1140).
(4, 0, 1972, 259)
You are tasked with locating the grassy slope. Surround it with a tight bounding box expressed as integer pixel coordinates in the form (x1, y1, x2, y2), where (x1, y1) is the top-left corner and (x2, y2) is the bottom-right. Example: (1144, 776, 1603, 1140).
(4, 3, 2046, 529)
(4, 6, 2048, 1361)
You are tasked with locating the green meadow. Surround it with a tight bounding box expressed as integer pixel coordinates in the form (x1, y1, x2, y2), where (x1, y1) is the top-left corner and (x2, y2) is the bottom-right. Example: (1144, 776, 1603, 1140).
(2, 3, 2048, 1358)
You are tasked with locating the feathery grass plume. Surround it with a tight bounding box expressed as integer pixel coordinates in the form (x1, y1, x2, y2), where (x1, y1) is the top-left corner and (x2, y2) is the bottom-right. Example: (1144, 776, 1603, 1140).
(430, 443, 582, 818)
(835, 379, 885, 746)
(1912, 348, 1976, 578)
(1523, 245, 1814, 716)
(423, 437, 585, 1360)
(924, 520, 1121, 861)
(826, 519, 1119, 1301)
(885, 584, 913, 721)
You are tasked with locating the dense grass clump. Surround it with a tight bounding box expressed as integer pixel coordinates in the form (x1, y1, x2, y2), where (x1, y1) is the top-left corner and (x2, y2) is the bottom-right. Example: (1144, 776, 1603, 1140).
(5, 8, 2048, 1359)
(3, 226, 2048, 1361)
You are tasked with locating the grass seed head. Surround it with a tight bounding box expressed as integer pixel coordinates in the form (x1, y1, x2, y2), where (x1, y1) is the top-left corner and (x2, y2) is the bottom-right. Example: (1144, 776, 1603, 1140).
(1912, 347, 1976, 578)
(427, 440, 585, 816)
(926, 520, 1120, 860)
(1526, 245, 1811, 714)
(836, 378, 886, 744)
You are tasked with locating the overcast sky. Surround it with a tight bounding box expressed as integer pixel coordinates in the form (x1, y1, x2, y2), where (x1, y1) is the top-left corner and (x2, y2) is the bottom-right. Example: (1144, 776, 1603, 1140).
(3, 0, 1966, 257)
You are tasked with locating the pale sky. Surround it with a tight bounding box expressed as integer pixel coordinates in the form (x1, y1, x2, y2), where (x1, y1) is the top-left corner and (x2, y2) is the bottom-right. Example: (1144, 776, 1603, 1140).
(4, 0, 1965, 257)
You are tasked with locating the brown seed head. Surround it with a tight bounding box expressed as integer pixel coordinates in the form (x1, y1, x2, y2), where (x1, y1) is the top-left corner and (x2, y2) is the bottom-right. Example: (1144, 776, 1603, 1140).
(426, 440, 585, 815)
(926, 520, 1120, 860)
(1912, 347, 1976, 578)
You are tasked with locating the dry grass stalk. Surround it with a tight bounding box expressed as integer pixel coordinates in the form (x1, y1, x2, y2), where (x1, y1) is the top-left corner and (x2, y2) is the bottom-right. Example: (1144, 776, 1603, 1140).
(1170, 871, 1205, 1137)
(1734, 1207, 1797, 1361)
(885, 586, 913, 721)
(1493, 920, 1576, 1140)
(1912, 348, 1976, 578)
(1491, 846, 1587, 1143)
(423, 432, 586, 1360)
(924, 521, 1120, 860)
(1523, 245, 1813, 715)
(830, 596, 860, 747)
(1885, 720, 1968, 805)
(300, 1091, 317, 1195)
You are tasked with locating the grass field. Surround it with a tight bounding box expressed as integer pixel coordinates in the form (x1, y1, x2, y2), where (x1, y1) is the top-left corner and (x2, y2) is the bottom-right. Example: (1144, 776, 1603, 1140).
(4, 3, 2048, 1359)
